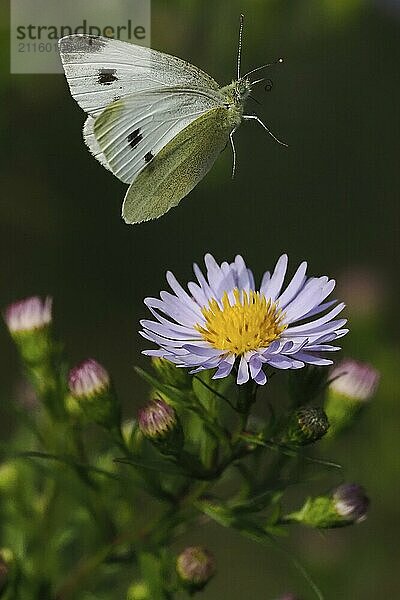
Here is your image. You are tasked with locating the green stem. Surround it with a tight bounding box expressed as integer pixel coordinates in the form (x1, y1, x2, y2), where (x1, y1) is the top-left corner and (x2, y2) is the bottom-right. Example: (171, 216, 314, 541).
(193, 375, 236, 411)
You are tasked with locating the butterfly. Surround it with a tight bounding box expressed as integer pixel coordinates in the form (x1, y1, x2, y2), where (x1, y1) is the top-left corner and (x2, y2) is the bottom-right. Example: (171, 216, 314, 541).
(58, 15, 286, 224)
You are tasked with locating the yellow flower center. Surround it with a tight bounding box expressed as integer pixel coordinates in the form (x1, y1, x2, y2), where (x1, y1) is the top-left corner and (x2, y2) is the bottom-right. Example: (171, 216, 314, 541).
(195, 289, 287, 355)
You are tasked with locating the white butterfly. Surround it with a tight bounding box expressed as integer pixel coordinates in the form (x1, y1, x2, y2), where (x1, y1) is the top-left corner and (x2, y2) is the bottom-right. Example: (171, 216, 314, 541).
(59, 16, 286, 224)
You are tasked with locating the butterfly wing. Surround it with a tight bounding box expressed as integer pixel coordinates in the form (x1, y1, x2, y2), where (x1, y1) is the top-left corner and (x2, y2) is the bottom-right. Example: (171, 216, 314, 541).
(83, 116, 112, 171)
(58, 35, 220, 118)
(93, 87, 224, 184)
(122, 107, 231, 224)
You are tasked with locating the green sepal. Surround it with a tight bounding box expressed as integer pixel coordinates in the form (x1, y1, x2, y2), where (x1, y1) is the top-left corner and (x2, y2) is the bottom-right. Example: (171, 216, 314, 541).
(11, 326, 54, 365)
(324, 391, 363, 437)
(135, 367, 193, 407)
(288, 366, 328, 407)
(151, 357, 192, 389)
(285, 496, 351, 529)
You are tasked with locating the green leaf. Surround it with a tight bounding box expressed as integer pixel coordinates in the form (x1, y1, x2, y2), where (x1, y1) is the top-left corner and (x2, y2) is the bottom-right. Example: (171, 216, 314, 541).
(238, 433, 342, 469)
(139, 552, 167, 600)
(11, 450, 119, 480)
(114, 456, 186, 476)
(229, 487, 285, 515)
(196, 499, 324, 600)
(134, 367, 193, 407)
(192, 371, 236, 411)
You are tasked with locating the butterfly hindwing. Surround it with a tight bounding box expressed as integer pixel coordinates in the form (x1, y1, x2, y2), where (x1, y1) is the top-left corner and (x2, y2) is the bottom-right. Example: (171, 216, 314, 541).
(58, 35, 220, 118)
(93, 87, 224, 184)
(83, 116, 111, 171)
(122, 107, 231, 224)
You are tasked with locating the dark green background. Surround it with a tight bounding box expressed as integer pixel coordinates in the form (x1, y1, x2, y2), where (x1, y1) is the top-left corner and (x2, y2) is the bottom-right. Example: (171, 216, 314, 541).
(0, 0, 399, 598)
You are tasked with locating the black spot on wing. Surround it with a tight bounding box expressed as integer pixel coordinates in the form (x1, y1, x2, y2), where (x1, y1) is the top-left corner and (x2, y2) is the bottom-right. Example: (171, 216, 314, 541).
(128, 129, 143, 149)
(98, 68, 118, 85)
(144, 152, 153, 163)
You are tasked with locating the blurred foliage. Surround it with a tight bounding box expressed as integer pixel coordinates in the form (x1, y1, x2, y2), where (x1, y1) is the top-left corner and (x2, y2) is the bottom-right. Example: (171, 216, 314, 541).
(0, 0, 399, 597)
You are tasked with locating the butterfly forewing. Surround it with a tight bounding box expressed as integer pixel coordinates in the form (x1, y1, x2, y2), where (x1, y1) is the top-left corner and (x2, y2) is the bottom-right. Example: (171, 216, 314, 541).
(93, 87, 224, 184)
(58, 35, 220, 118)
(122, 107, 231, 224)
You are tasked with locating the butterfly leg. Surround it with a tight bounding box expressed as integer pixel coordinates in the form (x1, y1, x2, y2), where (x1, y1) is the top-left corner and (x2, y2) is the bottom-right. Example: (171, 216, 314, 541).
(230, 130, 237, 179)
(243, 115, 288, 147)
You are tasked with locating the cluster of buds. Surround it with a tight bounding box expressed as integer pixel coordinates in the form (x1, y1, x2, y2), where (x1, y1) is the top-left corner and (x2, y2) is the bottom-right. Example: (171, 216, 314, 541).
(138, 398, 183, 456)
(176, 546, 215, 593)
(325, 359, 380, 436)
(68, 359, 120, 430)
(286, 483, 369, 528)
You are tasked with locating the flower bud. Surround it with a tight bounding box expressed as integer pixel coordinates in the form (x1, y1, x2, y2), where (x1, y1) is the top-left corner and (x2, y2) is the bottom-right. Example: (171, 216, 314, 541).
(283, 407, 329, 445)
(276, 594, 301, 600)
(68, 359, 120, 429)
(286, 482, 369, 528)
(138, 399, 183, 455)
(4, 296, 53, 363)
(151, 357, 191, 388)
(0, 549, 13, 592)
(127, 581, 150, 600)
(4, 296, 52, 334)
(333, 483, 369, 524)
(325, 359, 380, 436)
(176, 546, 215, 593)
(0, 462, 19, 493)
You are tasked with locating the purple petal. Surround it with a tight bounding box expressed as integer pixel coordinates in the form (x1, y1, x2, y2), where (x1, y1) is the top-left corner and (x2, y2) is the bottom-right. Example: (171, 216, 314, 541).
(260, 270, 271, 293)
(278, 261, 307, 308)
(182, 344, 221, 357)
(261, 254, 288, 300)
(292, 350, 333, 366)
(284, 278, 336, 323)
(301, 299, 337, 320)
(286, 302, 345, 334)
(254, 369, 267, 385)
(237, 356, 250, 384)
(213, 357, 235, 379)
(267, 355, 305, 369)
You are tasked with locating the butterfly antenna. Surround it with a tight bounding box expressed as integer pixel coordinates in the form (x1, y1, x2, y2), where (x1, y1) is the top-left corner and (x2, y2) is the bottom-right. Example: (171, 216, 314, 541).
(244, 58, 284, 81)
(251, 78, 267, 86)
(237, 14, 245, 80)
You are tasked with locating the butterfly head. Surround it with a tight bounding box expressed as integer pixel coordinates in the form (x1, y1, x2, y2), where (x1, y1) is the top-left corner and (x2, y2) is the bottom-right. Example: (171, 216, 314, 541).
(235, 78, 252, 103)
(221, 78, 251, 112)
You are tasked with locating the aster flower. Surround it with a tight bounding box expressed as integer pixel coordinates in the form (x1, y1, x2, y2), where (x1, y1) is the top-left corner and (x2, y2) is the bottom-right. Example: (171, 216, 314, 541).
(140, 254, 348, 385)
